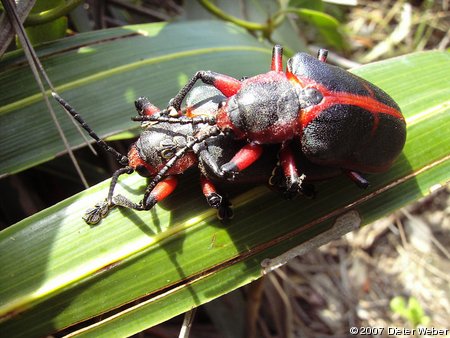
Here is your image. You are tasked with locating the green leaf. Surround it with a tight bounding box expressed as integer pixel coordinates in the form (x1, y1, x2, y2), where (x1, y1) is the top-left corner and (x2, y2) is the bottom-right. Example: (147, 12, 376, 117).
(0, 24, 449, 338)
(390, 296, 431, 327)
(288, 0, 324, 11)
(291, 8, 345, 49)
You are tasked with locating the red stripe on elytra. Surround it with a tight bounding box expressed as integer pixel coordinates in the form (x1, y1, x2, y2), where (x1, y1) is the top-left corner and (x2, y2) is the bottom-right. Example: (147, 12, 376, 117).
(287, 76, 404, 134)
(301, 90, 403, 129)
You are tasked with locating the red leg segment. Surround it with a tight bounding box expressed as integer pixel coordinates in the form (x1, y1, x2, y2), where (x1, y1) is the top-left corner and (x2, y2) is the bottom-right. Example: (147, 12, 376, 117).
(317, 49, 328, 63)
(200, 175, 218, 197)
(222, 142, 263, 173)
(271, 45, 283, 72)
(141, 102, 160, 116)
(135, 97, 161, 116)
(146, 176, 179, 205)
(110, 176, 178, 213)
(210, 73, 242, 97)
(279, 144, 299, 182)
(200, 175, 222, 209)
(200, 175, 233, 220)
(277, 143, 315, 199)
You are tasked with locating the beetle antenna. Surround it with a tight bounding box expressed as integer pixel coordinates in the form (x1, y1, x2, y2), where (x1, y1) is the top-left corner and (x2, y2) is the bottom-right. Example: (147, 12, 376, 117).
(141, 126, 220, 208)
(52, 92, 129, 166)
(132, 113, 216, 126)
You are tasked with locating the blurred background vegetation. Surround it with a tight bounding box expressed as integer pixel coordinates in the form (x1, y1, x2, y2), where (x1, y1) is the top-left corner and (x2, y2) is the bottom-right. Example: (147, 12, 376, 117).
(0, 1, 449, 337)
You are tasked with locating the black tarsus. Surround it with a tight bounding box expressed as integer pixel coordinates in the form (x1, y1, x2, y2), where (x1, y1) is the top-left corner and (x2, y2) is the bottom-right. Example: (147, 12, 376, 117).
(346, 170, 370, 189)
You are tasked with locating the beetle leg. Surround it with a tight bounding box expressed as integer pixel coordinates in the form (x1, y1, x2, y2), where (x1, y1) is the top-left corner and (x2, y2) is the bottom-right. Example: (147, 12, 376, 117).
(106, 167, 135, 205)
(345, 170, 370, 189)
(279, 143, 300, 192)
(83, 201, 111, 225)
(196, 145, 224, 179)
(138, 176, 179, 210)
(168, 71, 241, 111)
(134, 97, 161, 116)
(278, 144, 315, 199)
(219, 142, 263, 181)
(271, 45, 283, 72)
(111, 195, 145, 210)
(200, 175, 222, 208)
(200, 175, 233, 221)
(317, 49, 328, 62)
(83, 166, 134, 225)
(112, 176, 179, 211)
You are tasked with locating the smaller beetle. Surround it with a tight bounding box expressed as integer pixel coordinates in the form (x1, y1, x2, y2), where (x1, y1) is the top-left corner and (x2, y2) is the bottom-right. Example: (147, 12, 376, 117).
(53, 85, 301, 224)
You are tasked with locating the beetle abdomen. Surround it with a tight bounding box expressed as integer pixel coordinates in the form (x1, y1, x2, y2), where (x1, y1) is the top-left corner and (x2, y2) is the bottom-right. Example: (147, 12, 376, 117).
(301, 104, 406, 173)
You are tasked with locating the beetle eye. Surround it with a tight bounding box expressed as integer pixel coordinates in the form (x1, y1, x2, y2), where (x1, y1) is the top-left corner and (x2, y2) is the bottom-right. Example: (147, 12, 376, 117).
(300, 87, 323, 107)
(159, 139, 176, 159)
(160, 148, 174, 159)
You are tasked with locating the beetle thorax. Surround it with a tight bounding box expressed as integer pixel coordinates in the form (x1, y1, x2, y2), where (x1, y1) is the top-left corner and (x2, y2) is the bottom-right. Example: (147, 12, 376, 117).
(220, 72, 301, 143)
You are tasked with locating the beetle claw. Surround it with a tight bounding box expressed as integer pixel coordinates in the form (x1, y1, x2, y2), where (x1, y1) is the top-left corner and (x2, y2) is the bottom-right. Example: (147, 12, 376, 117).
(207, 192, 223, 209)
(219, 163, 239, 181)
(224, 170, 238, 181)
(217, 197, 233, 222)
(280, 174, 316, 199)
(283, 178, 302, 199)
(83, 200, 111, 225)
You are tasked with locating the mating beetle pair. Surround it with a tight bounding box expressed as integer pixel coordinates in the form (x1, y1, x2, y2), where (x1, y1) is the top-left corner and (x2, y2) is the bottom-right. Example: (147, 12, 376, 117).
(54, 45, 406, 224)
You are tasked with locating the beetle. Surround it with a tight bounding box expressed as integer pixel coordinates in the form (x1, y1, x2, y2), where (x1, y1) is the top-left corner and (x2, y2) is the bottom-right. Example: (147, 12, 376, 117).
(134, 45, 406, 195)
(54, 45, 406, 223)
(54, 85, 302, 224)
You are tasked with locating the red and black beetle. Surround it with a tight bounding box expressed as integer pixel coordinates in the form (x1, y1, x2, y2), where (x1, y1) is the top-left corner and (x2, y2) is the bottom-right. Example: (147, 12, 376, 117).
(54, 45, 406, 223)
(135, 45, 406, 192)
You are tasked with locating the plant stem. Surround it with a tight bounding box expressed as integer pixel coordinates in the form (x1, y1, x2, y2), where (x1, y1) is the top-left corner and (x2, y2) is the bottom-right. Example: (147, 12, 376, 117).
(25, 0, 84, 26)
(197, 0, 266, 31)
